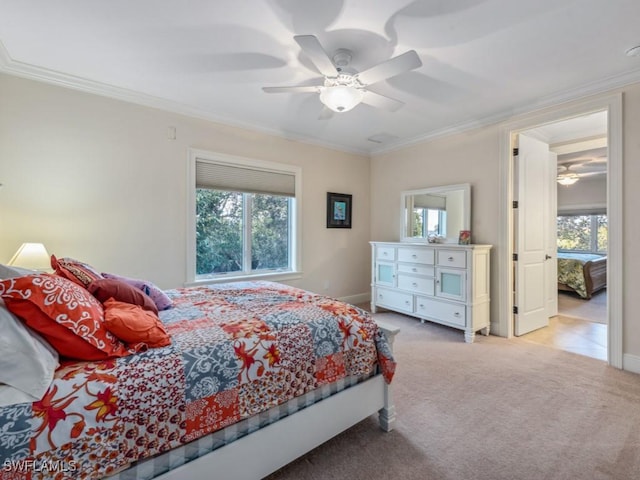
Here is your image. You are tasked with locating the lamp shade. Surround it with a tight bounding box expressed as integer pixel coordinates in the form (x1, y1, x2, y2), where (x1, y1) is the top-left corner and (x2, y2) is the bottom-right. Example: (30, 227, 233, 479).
(8, 243, 51, 270)
(319, 86, 364, 112)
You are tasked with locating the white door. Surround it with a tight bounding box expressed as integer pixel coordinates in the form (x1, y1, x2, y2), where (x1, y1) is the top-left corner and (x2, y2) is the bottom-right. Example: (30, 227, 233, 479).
(546, 150, 558, 317)
(514, 134, 553, 335)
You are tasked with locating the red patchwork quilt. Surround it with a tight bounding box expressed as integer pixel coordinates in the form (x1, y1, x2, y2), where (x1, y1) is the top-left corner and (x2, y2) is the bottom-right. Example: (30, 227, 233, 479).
(0, 281, 395, 480)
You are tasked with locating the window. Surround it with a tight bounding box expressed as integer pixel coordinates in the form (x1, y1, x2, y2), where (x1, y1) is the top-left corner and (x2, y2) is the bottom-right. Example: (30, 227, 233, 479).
(188, 151, 301, 282)
(557, 214, 607, 253)
(412, 208, 447, 237)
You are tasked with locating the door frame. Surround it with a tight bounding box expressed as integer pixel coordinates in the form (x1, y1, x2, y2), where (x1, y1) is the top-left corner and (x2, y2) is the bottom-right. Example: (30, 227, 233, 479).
(497, 93, 623, 368)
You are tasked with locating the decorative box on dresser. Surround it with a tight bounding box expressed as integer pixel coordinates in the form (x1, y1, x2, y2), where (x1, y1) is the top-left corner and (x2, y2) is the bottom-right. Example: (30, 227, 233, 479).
(370, 242, 492, 343)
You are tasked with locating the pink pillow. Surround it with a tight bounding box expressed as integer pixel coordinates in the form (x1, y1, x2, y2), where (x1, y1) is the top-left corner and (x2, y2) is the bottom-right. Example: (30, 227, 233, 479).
(102, 273, 172, 311)
(0, 274, 132, 361)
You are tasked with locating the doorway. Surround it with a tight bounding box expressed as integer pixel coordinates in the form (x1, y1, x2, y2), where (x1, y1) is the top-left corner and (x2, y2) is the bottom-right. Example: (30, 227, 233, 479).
(497, 94, 623, 368)
(515, 112, 608, 361)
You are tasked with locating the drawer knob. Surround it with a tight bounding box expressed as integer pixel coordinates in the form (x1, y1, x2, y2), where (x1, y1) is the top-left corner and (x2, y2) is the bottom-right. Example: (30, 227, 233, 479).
(379, 294, 383, 299)
(412, 282, 418, 287)
(419, 304, 424, 308)
(448, 256, 454, 261)
(412, 268, 417, 272)
(454, 312, 460, 317)
(405, 300, 411, 305)
(383, 252, 388, 256)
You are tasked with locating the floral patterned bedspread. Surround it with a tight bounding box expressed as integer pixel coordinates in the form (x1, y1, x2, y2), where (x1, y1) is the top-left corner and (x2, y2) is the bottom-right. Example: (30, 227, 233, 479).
(557, 252, 604, 298)
(0, 281, 395, 480)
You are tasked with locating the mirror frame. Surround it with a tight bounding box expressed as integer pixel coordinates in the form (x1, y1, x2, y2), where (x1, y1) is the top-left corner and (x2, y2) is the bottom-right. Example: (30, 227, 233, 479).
(400, 183, 471, 243)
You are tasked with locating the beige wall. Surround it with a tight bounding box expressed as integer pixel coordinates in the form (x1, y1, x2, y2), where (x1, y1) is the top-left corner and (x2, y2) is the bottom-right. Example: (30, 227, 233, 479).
(372, 82, 640, 363)
(0, 73, 371, 298)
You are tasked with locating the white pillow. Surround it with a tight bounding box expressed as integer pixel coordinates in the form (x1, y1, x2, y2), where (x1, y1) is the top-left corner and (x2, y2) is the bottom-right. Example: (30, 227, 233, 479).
(0, 302, 59, 406)
(0, 263, 35, 279)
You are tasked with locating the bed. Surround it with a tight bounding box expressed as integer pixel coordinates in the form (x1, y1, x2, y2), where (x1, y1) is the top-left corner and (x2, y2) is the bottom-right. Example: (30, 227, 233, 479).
(557, 252, 607, 299)
(0, 271, 397, 480)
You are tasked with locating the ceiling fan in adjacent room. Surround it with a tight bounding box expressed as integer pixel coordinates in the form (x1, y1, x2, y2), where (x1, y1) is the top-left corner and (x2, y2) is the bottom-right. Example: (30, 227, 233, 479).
(556, 158, 607, 186)
(262, 35, 422, 116)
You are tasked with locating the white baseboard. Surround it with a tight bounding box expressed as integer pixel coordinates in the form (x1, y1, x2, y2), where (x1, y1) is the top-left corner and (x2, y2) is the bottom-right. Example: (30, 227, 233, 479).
(622, 353, 640, 375)
(338, 292, 370, 306)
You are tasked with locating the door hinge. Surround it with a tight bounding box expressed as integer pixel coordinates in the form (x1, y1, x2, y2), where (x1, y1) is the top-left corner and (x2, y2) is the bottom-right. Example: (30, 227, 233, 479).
(512, 253, 518, 261)
(513, 306, 518, 314)
(512, 200, 518, 208)
(513, 147, 519, 156)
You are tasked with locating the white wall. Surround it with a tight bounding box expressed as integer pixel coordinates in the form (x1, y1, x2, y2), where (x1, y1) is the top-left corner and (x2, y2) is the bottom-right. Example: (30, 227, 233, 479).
(0, 73, 371, 299)
(371, 82, 640, 363)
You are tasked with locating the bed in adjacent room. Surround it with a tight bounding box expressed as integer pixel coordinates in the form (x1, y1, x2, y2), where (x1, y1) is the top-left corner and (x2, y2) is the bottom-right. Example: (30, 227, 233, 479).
(557, 252, 607, 299)
(0, 260, 397, 480)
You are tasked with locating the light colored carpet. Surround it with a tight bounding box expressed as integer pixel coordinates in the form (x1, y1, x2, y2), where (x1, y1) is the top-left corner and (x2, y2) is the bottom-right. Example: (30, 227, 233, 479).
(267, 311, 640, 480)
(558, 289, 607, 324)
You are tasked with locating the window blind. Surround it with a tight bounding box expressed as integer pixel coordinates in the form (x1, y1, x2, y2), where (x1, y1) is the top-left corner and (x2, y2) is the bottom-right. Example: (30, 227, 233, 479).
(196, 160, 295, 197)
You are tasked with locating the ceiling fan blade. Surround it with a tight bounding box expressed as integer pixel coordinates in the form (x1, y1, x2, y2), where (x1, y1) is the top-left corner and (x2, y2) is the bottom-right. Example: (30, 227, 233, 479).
(262, 86, 321, 93)
(357, 50, 422, 86)
(294, 35, 339, 77)
(361, 90, 404, 112)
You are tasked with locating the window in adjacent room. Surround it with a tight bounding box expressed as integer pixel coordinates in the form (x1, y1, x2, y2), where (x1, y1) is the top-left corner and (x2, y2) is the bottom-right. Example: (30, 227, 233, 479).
(557, 213, 607, 253)
(189, 151, 301, 282)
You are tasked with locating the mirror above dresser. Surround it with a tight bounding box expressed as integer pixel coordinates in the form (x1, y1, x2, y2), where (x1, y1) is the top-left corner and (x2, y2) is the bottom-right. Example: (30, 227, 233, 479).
(400, 183, 470, 243)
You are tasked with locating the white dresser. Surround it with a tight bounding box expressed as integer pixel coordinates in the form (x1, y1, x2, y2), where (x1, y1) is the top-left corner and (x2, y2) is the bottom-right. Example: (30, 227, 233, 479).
(370, 242, 492, 343)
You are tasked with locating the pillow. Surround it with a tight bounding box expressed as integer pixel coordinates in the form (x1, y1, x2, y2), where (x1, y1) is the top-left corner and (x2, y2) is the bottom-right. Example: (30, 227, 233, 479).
(51, 255, 103, 288)
(103, 298, 171, 348)
(0, 302, 59, 405)
(0, 263, 34, 280)
(102, 272, 173, 311)
(0, 274, 131, 361)
(88, 278, 158, 314)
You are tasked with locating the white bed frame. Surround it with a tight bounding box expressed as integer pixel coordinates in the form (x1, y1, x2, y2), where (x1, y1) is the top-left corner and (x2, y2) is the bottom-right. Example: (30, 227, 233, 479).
(156, 322, 399, 480)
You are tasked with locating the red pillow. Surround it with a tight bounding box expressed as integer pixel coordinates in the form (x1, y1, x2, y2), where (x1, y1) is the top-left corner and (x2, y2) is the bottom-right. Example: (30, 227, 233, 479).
(88, 278, 158, 314)
(51, 255, 103, 288)
(0, 274, 131, 360)
(103, 298, 171, 348)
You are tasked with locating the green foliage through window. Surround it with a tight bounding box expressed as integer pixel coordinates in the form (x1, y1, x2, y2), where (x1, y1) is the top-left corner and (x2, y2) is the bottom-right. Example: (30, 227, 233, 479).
(196, 189, 291, 276)
(557, 214, 607, 253)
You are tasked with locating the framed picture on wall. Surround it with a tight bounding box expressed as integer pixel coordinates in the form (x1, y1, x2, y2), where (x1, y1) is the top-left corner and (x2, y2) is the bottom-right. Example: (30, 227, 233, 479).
(326, 192, 352, 228)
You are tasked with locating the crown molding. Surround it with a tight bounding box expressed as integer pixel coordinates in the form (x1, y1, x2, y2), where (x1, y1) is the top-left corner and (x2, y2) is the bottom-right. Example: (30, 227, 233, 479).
(2, 40, 640, 158)
(370, 67, 640, 156)
(0, 41, 368, 157)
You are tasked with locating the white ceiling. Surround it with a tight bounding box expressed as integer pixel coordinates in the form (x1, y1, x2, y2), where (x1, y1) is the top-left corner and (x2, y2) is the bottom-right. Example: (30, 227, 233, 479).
(1, 0, 640, 155)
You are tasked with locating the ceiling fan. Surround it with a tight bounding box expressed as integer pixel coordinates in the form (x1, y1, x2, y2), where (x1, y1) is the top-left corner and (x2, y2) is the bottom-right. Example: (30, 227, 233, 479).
(262, 35, 422, 116)
(557, 158, 607, 186)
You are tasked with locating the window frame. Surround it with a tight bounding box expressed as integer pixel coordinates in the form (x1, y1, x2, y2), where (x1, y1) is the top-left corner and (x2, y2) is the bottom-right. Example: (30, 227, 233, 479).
(186, 149, 302, 286)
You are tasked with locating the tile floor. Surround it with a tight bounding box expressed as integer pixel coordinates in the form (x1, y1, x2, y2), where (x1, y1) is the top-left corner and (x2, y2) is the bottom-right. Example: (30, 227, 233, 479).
(520, 293, 608, 361)
(519, 316, 607, 361)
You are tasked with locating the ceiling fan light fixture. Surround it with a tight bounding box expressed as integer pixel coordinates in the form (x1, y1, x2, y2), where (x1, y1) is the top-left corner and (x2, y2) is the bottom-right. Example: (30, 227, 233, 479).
(319, 85, 364, 112)
(557, 174, 579, 186)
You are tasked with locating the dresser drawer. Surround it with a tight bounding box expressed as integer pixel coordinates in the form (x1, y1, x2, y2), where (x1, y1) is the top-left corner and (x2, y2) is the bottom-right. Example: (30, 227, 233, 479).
(436, 249, 466, 268)
(397, 264, 435, 276)
(397, 274, 435, 295)
(375, 288, 413, 313)
(376, 246, 396, 261)
(415, 297, 466, 327)
(398, 247, 435, 265)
